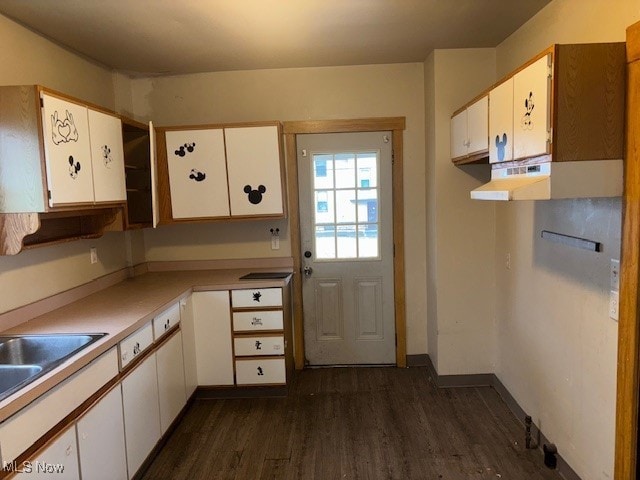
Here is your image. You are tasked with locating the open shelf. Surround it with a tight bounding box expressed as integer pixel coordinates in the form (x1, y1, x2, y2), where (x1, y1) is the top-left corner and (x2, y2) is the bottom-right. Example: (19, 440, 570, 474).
(122, 118, 153, 229)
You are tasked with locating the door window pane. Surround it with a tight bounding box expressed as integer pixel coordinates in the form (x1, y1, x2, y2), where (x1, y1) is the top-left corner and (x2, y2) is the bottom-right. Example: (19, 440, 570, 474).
(337, 224, 357, 259)
(315, 225, 336, 259)
(311, 151, 380, 261)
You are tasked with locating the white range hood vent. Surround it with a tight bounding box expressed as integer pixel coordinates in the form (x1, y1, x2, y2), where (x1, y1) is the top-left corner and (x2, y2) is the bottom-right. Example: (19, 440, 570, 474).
(470, 160, 623, 201)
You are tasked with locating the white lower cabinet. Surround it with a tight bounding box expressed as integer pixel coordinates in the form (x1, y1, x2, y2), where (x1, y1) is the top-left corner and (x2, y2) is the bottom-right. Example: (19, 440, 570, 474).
(76, 386, 127, 480)
(180, 296, 198, 397)
(121, 353, 161, 477)
(19, 426, 80, 479)
(156, 331, 187, 433)
(192, 291, 234, 386)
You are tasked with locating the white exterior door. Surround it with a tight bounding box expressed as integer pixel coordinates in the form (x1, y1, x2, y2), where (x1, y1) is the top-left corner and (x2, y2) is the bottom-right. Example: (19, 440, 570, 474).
(489, 78, 514, 163)
(225, 126, 284, 216)
(88, 108, 126, 203)
(41, 93, 94, 206)
(513, 54, 552, 160)
(165, 128, 230, 219)
(297, 132, 395, 365)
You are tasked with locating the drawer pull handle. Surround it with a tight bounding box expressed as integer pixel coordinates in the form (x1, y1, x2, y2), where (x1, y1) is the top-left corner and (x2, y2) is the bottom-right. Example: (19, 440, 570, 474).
(255, 341, 262, 350)
(257, 366, 264, 376)
(133, 342, 140, 355)
(251, 317, 263, 326)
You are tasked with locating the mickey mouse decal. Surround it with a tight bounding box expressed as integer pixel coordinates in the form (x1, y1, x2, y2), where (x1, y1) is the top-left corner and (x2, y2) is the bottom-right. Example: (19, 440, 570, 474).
(189, 169, 206, 182)
(51, 110, 79, 145)
(175, 143, 196, 157)
(521, 91, 534, 130)
(244, 185, 266, 205)
(495, 133, 508, 162)
(68, 155, 81, 179)
(102, 145, 112, 168)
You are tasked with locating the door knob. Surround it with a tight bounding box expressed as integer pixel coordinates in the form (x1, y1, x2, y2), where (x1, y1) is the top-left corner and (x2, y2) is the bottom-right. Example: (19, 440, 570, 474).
(303, 266, 313, 276)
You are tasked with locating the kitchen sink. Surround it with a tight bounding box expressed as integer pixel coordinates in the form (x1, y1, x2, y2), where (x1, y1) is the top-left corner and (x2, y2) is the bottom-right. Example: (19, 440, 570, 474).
(0, 333, 107, 402)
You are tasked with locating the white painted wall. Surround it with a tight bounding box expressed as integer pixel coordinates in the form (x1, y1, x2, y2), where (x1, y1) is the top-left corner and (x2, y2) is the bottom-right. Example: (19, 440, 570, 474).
(493, 1, 640, 478)
(0, 14, 129, 315)
(426, 49, 497, 375)
(131, 64, 429, 354)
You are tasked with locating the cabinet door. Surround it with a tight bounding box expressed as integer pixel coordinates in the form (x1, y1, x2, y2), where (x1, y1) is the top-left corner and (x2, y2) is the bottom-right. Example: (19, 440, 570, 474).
(225, 126, 284, 216)
(513, 54, 552, 160)
(192, 291, 234, 386)
(450, 109, 468, 159)
(156, 330, 187, 434)
(21, 426, 80, 479)
(121, 353, 161, 477)
(88, 109, 126, 203)
(165, 129, 230, 219)
(489, 78, 514, 163)
(180, 296, 198, 397)
(41, 93, 94, 206)
(467, 96, 489, 155)
(76, 386, 127, 480)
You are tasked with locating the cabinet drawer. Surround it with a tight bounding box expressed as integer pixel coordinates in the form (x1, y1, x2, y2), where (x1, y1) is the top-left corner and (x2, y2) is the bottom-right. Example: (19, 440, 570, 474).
(153, 302, 180, 340)
(235, 358, 286, 385)
(234, 335, 284, 356)
(119, 322, 153, 369)
(231, 288, 282, 308)
(233, 310, 283, 332)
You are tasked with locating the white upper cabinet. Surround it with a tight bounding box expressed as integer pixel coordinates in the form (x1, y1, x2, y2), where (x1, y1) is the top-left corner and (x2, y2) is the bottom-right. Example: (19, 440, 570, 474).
(225, 125, 284, 217)
(40, 92, 127, 207)
(41, 93, 94, 206)
(88, 108, 126, 203)
(489, 78, 514, 164)
(513, 54, 552, 160)
(450, 96, 489, 162)
(165, 128, 230, 219)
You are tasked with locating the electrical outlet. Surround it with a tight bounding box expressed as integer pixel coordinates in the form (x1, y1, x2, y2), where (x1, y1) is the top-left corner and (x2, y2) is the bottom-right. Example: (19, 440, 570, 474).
(270, 227, 280, 250)
(609, 290, 619, 321)
(90, 247, 98, 264)
(611, 259, 620, 291)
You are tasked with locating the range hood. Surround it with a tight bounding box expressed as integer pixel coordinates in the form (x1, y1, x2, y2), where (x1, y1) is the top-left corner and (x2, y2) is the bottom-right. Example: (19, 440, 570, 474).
(470, 160, 623, 201)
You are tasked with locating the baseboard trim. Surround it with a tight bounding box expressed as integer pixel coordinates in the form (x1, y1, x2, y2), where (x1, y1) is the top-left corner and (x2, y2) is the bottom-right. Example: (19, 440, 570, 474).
(411, 354, 581, 480)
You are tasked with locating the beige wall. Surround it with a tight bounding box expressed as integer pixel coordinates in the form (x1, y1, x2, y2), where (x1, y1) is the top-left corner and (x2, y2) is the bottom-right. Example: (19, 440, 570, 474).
(426, 49, 497, 375)
(0, 14, 129, 315)
(493, 0, 640, 478)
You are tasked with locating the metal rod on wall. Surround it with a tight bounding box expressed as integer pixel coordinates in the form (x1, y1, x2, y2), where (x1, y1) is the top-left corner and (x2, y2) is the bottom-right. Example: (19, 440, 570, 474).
(541, 230, 602, 252)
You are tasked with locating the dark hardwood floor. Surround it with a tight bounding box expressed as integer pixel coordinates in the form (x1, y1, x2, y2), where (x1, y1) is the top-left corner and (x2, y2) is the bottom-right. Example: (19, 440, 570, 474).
(141, 367, 564, 479)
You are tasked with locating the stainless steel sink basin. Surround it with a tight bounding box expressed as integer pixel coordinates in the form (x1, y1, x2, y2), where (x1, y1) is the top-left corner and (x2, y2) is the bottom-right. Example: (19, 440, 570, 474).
(0, 333, 107, 401)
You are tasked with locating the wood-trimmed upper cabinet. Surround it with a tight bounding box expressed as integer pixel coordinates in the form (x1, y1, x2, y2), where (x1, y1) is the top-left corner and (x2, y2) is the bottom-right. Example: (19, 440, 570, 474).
(0, 86, 126, 212)
(453, 43, 625, 166)
(450, 95, 488, 164)
(156, 122, 286, 224)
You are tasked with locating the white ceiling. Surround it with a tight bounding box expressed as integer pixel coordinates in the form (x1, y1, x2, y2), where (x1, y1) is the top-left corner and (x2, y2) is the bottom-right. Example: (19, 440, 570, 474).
(0, 0, 552, 76)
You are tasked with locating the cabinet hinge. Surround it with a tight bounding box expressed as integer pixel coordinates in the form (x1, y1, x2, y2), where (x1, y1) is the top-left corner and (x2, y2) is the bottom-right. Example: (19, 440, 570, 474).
(547, 128, 553, 143)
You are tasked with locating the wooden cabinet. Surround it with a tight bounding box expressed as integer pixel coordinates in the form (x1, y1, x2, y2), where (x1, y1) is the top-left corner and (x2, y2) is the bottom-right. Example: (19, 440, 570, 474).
(156, 122, 285, 224)
(180, 296, 198, 398)
(458, 43, 625, 167)
(225, 125, 284, 217)
(21, 426, 80, 479)
(192, 291, 234, 386)
(450, 95, 489, 164)
(231, 287, 290, 386)
(164, 128, 230, 219)
(76, 386, 128, 480)
(0, 86, 126, 255)
(121, 352, 161, 477)
(122, 118, 157, 229)
(156, 330, 187, 434)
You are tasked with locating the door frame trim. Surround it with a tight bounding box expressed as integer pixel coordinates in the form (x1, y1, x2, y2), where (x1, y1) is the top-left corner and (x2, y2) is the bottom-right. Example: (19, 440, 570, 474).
(283, 117, 406, 369)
